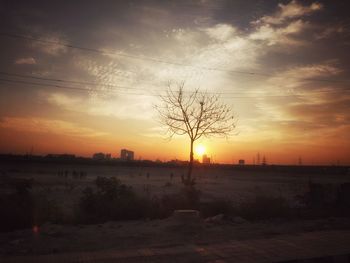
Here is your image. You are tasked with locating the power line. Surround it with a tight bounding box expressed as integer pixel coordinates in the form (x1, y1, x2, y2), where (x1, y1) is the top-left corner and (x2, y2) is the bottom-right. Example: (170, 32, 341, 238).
(1, 32, 350, 84)
(0, 32, 185, 66)
(0, 78, 93, 92)
(0, 71, 348, 97)
(4, 75, 347, 99)
(0, 78, 159, 97)
(0, 71, 144, 91)
(0, 77, 310, 99)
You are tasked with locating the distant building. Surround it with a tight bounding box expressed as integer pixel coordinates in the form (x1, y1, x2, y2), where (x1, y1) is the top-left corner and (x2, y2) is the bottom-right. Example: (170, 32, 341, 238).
(92, 152, 112, 161)
(202, 154, 211, 164)
(46, 154, 75, 159)
(238, 159, 245, 165)
(120, 149, 134, 161)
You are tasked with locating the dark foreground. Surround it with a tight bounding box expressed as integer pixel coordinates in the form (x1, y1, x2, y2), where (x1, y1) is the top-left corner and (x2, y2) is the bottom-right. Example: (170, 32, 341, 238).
(2, 229, 350, 263)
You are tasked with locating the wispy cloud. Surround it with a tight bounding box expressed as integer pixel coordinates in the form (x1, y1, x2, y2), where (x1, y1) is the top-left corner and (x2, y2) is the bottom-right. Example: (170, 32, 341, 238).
(0, 117, 108, 137)
(14, 57, 36, 65)
(254, 0, 323, 25)
(23, 26, 70, 56)
(249, 19, 308, 46)
(314, 25, 344, 40)
(266, 61, 342, 93)
(47, 92, 155, 121)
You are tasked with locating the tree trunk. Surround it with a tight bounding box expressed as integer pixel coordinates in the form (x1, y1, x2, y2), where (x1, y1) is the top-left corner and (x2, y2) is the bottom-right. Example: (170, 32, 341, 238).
(187, 139, 194, 184)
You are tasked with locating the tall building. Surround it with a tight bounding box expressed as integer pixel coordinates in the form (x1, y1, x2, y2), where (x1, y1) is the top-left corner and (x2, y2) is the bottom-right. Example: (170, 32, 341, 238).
(120, 149, 134, 161)
(298, 156, 302, 165)
(93, 152, 111, 160)
(238, 159, 245, 165)
(202, 154, 211, 164)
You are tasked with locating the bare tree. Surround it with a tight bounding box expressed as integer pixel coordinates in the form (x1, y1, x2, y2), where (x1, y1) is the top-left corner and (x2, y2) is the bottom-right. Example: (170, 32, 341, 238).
(156, 82, 235, 185)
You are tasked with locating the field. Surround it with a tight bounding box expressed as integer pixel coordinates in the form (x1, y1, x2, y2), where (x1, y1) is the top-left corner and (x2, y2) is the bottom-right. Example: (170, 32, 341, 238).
(1, 161, 350, 216)
(1, 160, 350, 256)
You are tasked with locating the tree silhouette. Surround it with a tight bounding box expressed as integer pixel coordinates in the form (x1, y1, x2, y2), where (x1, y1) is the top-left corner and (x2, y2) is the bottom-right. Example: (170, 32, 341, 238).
(156, 82, 236, 185)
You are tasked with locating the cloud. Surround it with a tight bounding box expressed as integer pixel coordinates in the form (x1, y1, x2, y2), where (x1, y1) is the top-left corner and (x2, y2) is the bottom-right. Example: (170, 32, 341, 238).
(248, 1, 324, 47)
(0, 117, 108, 137)
(204, 24, 237, 41)
(71, 27, 254, 95)
(14, 57, 36, 65)
(249, 19, 307, 46)
(278, 97, 350, 144)
(29, 31, 69, 56)
(241, 60, 348, 145)
(255, 0, 323, 25)
(266, 62, 342, 95)
(286, 98, 350, 124)
(47, 92, 155, 121)
(314, 26, 344, 40)
(48, 93, 83, 108)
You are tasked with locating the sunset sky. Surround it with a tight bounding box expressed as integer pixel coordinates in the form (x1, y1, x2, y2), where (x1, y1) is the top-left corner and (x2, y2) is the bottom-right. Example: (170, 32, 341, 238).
(0, 0, 349, 165)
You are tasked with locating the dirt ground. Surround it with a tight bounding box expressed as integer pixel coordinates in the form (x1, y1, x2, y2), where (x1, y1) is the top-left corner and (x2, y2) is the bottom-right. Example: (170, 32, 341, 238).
(1, 163, 350, 256)
(1, 215, 350, 256)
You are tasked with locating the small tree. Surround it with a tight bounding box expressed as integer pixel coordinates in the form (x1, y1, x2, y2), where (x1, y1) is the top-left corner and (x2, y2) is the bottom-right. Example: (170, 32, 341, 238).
(156, 82, 235, 185)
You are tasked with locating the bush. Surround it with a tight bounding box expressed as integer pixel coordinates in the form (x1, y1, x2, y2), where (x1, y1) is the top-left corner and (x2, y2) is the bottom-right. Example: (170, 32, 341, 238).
(200, 199, 234, 218)
(0, 191, 34, 231)
(78, 177, 152, 223)
(295, 182, 350, 218)
(236, 195, 292, 220)
(77, 177, 203, 223)
(0, 178, 63, 232)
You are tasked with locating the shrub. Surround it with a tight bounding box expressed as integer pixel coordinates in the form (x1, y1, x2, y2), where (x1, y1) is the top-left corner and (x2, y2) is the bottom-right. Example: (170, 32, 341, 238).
(78, 177, 151, 223)
(200, 199, 234, 218)
(77, 177, 203, 223)
(0, 179, 63, 232)
(236, 195, 292, 220)
(182, 185, 201, 208)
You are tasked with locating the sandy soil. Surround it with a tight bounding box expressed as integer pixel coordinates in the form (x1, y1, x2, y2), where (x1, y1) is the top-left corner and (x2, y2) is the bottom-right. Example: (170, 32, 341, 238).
(1, 216, 350, 256)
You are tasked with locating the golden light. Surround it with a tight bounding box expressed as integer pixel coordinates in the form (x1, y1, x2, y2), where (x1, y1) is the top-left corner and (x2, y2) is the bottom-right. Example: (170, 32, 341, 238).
(195, 144, 206, 156)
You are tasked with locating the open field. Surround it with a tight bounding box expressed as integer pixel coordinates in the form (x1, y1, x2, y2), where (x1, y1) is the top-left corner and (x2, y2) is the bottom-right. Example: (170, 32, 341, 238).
(1, 161, 350, 215)
(1, 160, 350, 257)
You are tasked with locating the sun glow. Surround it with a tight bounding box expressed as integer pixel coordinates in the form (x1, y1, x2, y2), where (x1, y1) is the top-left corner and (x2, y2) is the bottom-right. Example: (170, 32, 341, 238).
(195, 144, 206, 156)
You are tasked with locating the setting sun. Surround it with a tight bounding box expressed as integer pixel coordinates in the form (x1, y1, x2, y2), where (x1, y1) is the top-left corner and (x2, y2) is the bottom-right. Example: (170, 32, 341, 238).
(195, 144, 206, 156)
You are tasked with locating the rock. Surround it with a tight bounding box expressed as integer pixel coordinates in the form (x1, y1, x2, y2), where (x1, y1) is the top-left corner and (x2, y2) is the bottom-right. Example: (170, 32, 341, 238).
(231, 216, 248, 224)
(47, 230, 61, 237)
(171, 210, 200, 224)
(40, 223, 63, 237)
(205, 214, 224, 224)
(103, 221, 116, 228)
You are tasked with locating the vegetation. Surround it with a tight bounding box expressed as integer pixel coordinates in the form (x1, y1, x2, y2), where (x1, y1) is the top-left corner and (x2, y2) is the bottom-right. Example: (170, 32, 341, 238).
(1, 176, 350, 232)
(0, 178, 63, 232)
(78, 177, 147, 223)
